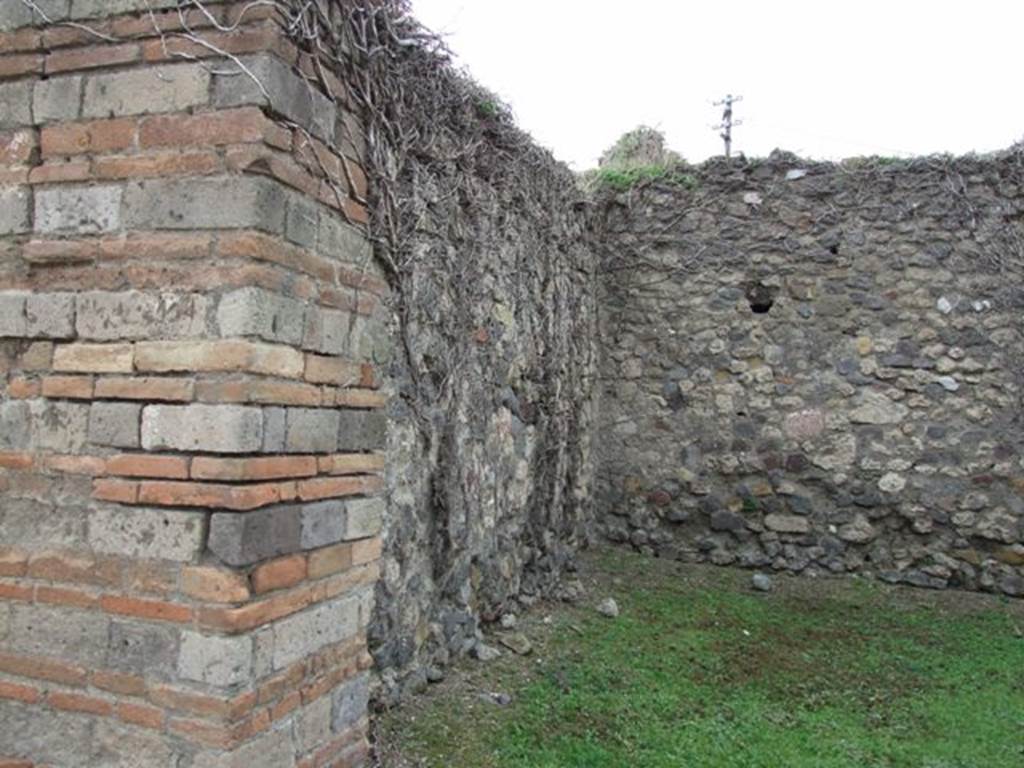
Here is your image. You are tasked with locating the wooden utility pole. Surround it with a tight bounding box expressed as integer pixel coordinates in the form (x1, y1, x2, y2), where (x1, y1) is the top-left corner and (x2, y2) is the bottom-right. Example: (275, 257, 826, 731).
(713, 94, 743, 157)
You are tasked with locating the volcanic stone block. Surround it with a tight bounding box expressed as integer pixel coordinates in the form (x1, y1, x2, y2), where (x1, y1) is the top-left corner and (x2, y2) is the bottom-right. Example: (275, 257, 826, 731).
(88, 505, 205, 562)
(76, 291, 211, 340)
(345, 497, 384, 539)
(212, 54, 335, 143)
(208, 505, 302, 567)
(0, 186, 30, 235)
(88, 401, 142, 448)
(300, 500, 346, 550)
(0, 292, 27, 337)
(35, 184, 122, 234)
(33, 75, 83, 122)
(337, 410, 387, 451)
(122, 176, 287, 233)
(8, 604, 110, 666)
(177, 630, 253, 687)
(217, 287, 305, 346)
(286, 408, 341, 453)
(142, 404, 263, 453)
(0, 81, 33, 128)
(331, 672, 370, 733)
(82, 62, 210, 118)
(107, 620, 181, 680)
(25, 293, 76, 338)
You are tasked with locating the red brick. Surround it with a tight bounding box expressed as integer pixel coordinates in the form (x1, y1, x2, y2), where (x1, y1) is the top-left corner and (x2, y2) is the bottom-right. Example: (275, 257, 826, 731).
(0, 759, 34, 768)
(0, 652, 87, 686)
(123, 559, 179, 597)
(40, 375, 94, 399)
(0, 129, 36, 165)
(21, 238, 98, 265)
(41, 454, 106, 476)
(26, 550, 121, 587)
(35, 585, 99, 608)
(6, 377, 40, 399)
(181, 565, 251, 604)
(48, 691, 113, 716)
(92, 477, 139, 503)
(96, 232, 213, 262)
(134, 340, 304, 379)
(139, 107, 268, 148)
(117, 701, 165, 730)
(0, 548, 29, 577)
(0, 167, 28, 183)
(45, 42, 140, 74)
(167, 717, 233, 749)
(141, 23, 286, 64)
(137, 480, 284, 511)
(252, 554, 307, 595)
(297, 475, 384, 502)
(105, 453, 190, 479)
(0, 53, 42, 77)
(93, 150, 221, 180)
(108, 6, 223, 37)
(53, 343, 134, 374)
(41, 25, 95, 49)
(303, 355, 364, 387)
(307, 543, 352, 580)
(27, 161, 92, 184)
(147, 691, 255, 734)
(0, 680, 42, 705)
(40, 118, 136, 158)
(197, 584, 320, 634)
(269, 689, 301, 721)
(0, 582, 32, 602)
(100, 595, 192, 624)
(91, 669, 146, 697)
(351, 537, 383, 566)
(194, 377, 322, 407)
(191, 455, 318, 482)
(317, 454, 385, 476)
(0, 27, 41, 55)
(94, 376, 194, 402)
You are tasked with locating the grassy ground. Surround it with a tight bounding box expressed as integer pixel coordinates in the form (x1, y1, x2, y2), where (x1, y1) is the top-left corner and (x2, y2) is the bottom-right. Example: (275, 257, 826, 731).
(374, 547, 1024, 768)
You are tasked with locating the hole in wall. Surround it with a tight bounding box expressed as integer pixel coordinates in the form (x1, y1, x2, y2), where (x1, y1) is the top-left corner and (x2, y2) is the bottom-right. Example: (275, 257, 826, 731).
(829, 243, 840, 255)
(744, 283, 777, 314)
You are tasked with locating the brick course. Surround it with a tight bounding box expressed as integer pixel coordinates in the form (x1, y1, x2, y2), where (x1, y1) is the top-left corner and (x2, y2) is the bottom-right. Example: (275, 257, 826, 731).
(0, 4, 380, 765)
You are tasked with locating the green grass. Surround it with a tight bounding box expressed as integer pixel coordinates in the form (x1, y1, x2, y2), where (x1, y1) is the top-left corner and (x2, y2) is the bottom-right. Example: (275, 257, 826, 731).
(588, 165, 697, 192)
(379, 549, 1024, 768)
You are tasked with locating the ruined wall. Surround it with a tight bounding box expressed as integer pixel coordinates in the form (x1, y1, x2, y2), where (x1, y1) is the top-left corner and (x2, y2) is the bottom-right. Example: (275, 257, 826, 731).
(346, 7, 598, 698)
(597, 151, 1024, 597)
(0, 2, 387, 765)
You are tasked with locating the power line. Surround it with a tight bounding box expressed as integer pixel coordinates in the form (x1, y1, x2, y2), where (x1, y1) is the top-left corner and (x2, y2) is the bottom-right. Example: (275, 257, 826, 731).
(712, 94, 742, 158)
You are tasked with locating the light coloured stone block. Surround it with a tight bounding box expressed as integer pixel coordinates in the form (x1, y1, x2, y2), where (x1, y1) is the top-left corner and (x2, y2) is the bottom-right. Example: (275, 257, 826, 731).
(82, 63, 210, 118)
(35, 184, 122, 234)
(76, 291, 210, 341)
(178, 630, 253, 688)
(142, 404, 263, 453)
(88, 506, 205, 562)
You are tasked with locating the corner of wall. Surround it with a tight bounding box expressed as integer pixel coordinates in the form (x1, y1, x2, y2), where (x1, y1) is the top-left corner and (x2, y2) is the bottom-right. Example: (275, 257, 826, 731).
(0, 1, 383, 765)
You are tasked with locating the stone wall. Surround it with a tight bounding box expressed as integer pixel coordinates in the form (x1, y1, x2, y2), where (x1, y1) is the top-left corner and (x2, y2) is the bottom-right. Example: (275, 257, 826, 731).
(359, 15, 598, 696)
(596, 151, 1024, 597)
(0, 2, 386, 765)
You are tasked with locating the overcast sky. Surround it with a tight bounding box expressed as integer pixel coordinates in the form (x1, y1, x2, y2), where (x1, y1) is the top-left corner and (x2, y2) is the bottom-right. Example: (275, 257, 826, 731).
(412, 1, 1024, 170)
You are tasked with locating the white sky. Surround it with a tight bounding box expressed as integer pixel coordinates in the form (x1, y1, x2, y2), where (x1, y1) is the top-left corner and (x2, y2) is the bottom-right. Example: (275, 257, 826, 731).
(412, 0, 1024, 170)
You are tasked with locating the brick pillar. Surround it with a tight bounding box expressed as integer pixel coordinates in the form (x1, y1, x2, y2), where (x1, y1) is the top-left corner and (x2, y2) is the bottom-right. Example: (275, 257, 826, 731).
(0, 3, 385, 766)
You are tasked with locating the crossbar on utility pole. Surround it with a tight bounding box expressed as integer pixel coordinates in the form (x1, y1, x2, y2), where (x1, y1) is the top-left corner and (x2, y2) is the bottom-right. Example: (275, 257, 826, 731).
(713, 94, 743, 158)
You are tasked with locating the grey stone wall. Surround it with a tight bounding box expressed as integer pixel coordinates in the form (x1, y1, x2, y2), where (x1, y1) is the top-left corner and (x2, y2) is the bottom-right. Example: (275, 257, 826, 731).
(372, 155, 597, 699)
(596, 150, 1024, 597)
